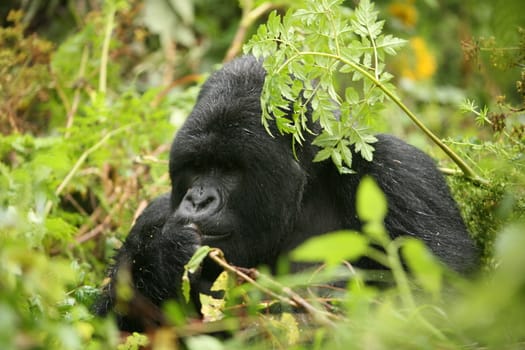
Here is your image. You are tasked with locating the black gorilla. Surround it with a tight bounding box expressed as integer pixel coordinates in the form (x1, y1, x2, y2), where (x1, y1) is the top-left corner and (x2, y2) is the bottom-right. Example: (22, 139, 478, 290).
(93, 55, 478, 331)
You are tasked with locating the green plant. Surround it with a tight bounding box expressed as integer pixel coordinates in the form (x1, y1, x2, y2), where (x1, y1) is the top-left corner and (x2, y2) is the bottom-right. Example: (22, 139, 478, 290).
(245, 0, 484, 183)
(0, 10, 53, 134)
(0, 1, 196, 348)
(1, 0, 524, 348)
(174, 177, 525, 349)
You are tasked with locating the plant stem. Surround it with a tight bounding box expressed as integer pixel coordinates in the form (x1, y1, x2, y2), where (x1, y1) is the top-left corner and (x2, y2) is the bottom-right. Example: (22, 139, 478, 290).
(389, 239, 447, 341)
(99, 3, 116, 94)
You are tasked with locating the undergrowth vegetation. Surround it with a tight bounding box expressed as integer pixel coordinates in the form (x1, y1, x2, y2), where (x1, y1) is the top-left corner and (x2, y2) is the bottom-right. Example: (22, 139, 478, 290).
(0, 0, 524, 349)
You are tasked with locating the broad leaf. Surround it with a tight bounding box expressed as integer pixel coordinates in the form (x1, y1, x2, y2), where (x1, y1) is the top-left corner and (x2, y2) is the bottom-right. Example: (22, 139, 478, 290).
(402, 238, 443, 296)
(356, 176, 387, 223)
(291, 230, 368, 266)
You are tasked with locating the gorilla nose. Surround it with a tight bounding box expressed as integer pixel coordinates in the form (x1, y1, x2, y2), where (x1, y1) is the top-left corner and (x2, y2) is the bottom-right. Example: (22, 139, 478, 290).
(180, 186, 221, 217)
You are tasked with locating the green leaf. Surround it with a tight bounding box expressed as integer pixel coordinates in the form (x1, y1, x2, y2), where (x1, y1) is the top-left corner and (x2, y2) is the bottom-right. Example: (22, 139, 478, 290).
(378, 34, 406, 55)
(266, 10, 282, 37)
(356, 176, 387, 223)
(313, 147, 333, 162)
(312, 131, 340, 148)
(291, 230, 369, 266)
(182, 246, 211, 302)
(345, 87, 360, 105)
(341, 143, 353, 168)
(355, 140, 375, 162)
(186, 246, 212, 273)
(339, 166, 356, 175)
(331, 148, 343, 169)
(402, 238, 443, 295)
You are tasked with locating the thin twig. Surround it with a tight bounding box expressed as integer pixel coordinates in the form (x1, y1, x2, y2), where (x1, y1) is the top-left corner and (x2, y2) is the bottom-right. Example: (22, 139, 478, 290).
(209, 250, 297, 306)
(208, 249, 337, 326)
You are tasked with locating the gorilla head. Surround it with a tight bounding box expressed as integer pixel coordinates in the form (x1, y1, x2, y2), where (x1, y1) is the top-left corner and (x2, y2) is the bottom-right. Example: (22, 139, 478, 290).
(168, 57, 310, 274)
(94, 55, 478, 331)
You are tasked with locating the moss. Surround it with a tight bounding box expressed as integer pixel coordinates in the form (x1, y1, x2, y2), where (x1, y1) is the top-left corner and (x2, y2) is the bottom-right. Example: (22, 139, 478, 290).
(449, 175, 525, 268)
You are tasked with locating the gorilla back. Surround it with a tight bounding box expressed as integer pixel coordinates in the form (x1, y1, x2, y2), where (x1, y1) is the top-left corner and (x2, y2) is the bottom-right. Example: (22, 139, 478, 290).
(94, 55, 478, 331)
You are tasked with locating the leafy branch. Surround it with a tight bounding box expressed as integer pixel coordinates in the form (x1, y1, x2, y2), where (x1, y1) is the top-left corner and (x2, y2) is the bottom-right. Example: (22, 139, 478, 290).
(245, 0, 486, 184)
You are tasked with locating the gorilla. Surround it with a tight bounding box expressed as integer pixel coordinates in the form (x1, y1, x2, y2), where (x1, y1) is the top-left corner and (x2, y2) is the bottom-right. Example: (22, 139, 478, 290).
(93, 55, 478, 331)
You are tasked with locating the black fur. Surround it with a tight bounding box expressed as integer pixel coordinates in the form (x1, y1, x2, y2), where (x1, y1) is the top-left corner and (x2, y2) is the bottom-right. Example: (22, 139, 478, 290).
(93, 56, 478, 331)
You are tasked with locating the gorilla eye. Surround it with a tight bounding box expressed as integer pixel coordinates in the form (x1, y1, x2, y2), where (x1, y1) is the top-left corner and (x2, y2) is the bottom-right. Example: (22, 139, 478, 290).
(171, 172, 195, 202)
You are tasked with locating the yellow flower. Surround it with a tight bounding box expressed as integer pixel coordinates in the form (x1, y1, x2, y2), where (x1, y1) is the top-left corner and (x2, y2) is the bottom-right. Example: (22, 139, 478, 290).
(401, 37, 437, 80)
(388, 1, 418, 28)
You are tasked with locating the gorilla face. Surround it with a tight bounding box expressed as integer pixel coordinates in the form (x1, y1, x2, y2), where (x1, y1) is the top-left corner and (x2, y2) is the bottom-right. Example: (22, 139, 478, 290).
(168, 57, 308, 271)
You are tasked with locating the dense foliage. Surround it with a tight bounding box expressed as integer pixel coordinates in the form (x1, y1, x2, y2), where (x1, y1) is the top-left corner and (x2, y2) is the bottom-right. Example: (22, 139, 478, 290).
(0, 0, 524, 349)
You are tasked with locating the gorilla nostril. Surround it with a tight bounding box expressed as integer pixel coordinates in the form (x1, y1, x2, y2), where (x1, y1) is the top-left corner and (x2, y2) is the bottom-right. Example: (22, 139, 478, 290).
(182, 186, 221, 215)
(198, 196, 215, 210)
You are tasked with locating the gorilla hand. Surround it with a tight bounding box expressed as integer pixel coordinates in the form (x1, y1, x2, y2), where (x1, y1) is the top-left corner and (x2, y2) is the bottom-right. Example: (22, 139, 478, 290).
(92, 194, 203, 331)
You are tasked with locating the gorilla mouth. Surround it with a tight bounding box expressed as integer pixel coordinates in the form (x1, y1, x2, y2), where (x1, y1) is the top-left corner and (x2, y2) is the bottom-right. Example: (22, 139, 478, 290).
(184, 223, 232, 242)
(202, 233, 231, 243)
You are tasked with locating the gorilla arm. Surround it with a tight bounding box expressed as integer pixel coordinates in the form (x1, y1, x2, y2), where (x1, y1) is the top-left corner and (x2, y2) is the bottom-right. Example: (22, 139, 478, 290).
(92, 193, 202, 332)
